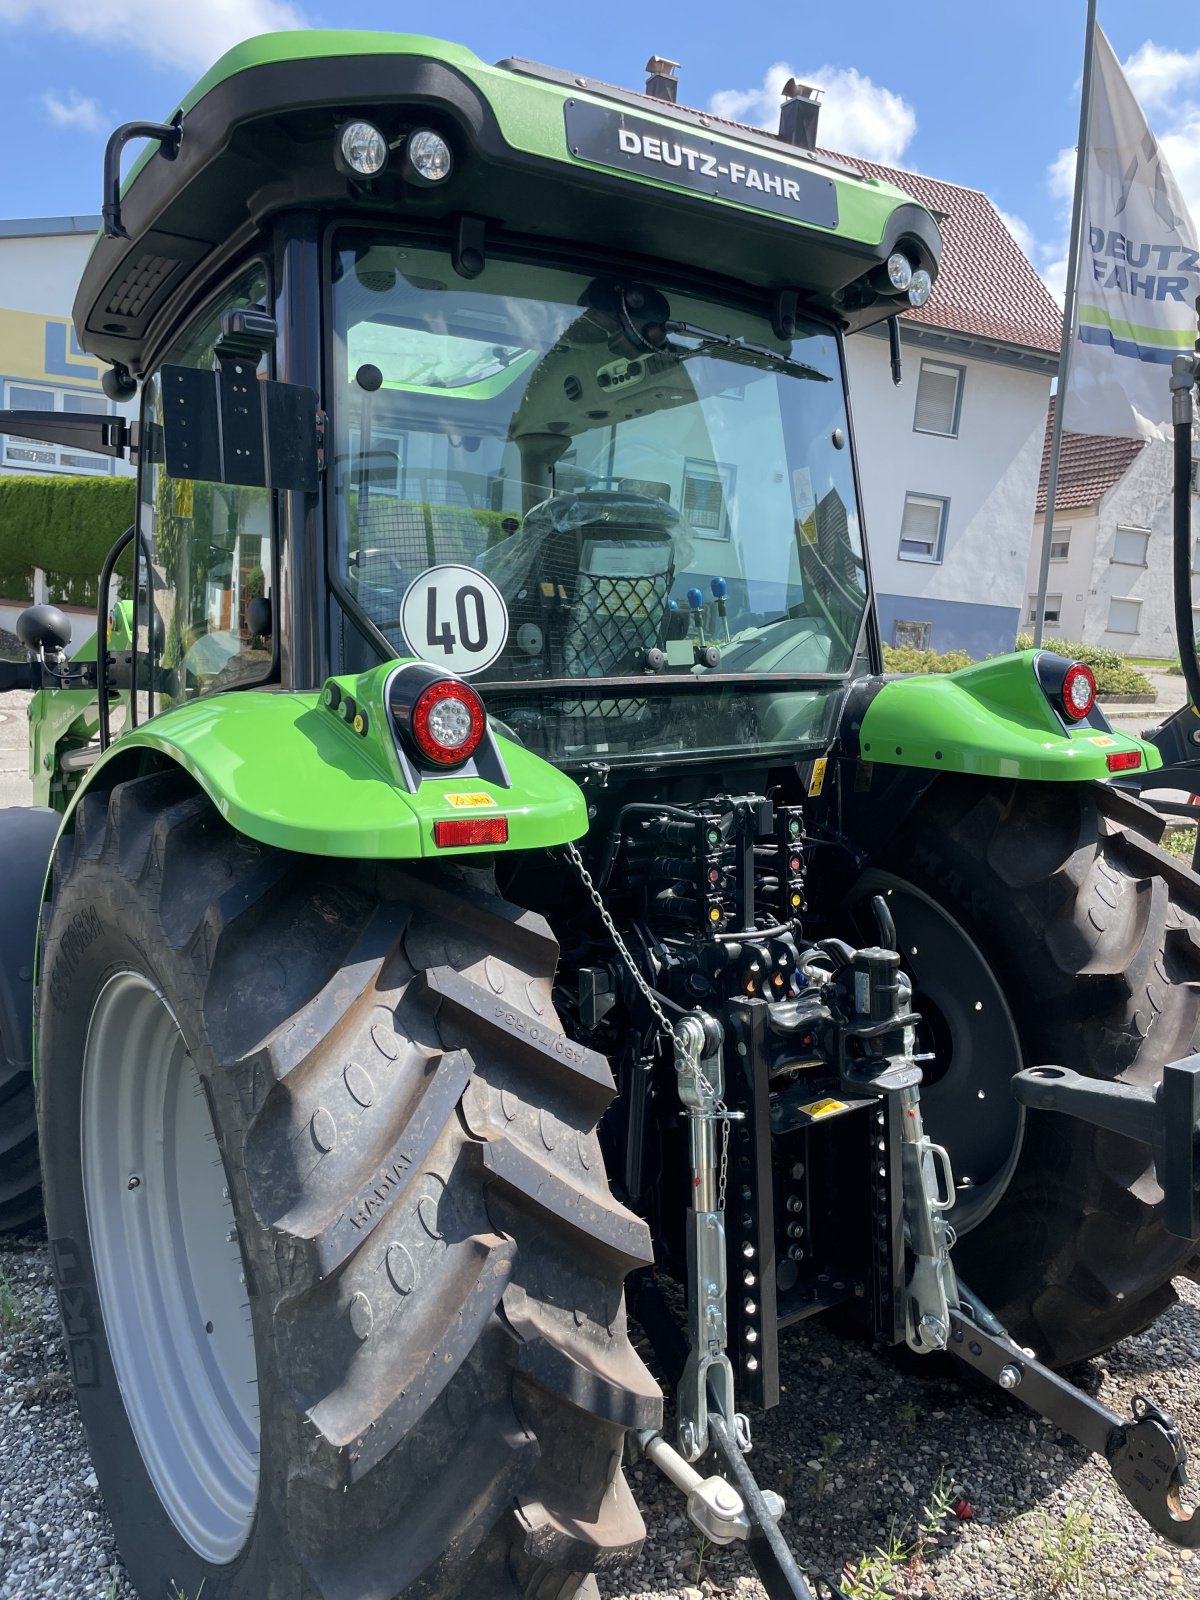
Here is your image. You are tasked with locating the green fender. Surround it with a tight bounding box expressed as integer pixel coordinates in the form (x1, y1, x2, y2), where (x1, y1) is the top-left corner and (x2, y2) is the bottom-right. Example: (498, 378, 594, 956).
(69, 662, 586, 858)
(857, 651, 1161, 782)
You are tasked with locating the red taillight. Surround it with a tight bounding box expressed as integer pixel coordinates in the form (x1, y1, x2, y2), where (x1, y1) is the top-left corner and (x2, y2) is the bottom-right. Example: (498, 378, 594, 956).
(1106, 750, 1142, 772)
(433, 816, 509, 848)
(1061, 661, 1096, 721)
(411, 679, 486, 767)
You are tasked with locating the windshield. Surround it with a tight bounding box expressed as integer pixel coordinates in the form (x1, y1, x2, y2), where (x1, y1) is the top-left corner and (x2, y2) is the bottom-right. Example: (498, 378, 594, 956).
(330, 233, 866, 764)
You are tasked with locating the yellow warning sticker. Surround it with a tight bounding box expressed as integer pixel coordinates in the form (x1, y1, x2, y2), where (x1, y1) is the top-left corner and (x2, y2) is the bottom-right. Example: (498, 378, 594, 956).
(799, 1097, 848, 1119)
(444, 792, 497, 809)
(1087, 735, 1118, 747)
(808, 757, 829, 797)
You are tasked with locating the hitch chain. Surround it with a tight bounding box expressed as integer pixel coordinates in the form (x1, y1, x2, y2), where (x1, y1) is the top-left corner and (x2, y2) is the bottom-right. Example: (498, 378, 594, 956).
(565, 839, 745, 1464)
(564, 839, 737, 1209)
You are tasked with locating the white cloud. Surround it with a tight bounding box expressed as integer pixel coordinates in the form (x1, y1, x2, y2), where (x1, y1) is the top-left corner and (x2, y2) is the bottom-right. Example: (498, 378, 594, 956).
(42, 89, 106, 134)
(0, 0, 307, 73)
(1122, 41, 1200, 111)
(1047, 146, 1076, 204)
(709, 61, 916, 167)
(994, 206, 1036, 258)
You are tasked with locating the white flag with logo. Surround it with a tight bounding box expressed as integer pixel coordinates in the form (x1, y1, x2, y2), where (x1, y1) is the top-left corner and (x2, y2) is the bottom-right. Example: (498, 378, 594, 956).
(1062, 25, 1199, 440)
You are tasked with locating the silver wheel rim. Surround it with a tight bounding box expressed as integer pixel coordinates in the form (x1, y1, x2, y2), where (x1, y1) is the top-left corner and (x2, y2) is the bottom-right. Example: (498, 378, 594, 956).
(81, 971, 259, 1563)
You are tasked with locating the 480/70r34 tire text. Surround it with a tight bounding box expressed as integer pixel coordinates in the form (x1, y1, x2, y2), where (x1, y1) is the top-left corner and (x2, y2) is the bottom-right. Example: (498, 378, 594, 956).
(37, 768, 660, 1600)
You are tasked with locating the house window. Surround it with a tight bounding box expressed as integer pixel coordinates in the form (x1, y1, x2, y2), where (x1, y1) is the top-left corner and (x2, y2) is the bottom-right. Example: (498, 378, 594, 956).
(1049, 526, 1071, 561)
(898, 492, 948, 562)
(1112, 525, 1150, 566)
(1107, 596, 1142, 634)
(893, 619, 932, 649)
(913, 361, 964, 437)
(1026, 593, 1062, 626)
(2, 383, 113, 475)
(1192, 538, 1200, 575)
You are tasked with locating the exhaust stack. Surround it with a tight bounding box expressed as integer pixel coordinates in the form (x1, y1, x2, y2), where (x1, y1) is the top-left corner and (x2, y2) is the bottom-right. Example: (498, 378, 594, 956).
(645, 55, 680, 103)
(778, 79, 822, 151)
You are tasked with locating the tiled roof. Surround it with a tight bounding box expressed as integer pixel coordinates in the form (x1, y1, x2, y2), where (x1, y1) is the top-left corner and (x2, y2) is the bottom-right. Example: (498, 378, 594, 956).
(836, 157, 1063, 355)
(1035, 397, 1144, 511)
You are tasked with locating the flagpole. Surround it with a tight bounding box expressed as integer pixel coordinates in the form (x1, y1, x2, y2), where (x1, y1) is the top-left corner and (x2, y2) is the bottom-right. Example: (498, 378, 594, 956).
(1033, 0, 1098, 647)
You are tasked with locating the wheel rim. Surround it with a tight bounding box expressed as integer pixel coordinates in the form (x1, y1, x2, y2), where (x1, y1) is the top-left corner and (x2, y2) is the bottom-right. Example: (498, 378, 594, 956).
(81, 971, 259, 1563)
(850, 871, 1026, 1233)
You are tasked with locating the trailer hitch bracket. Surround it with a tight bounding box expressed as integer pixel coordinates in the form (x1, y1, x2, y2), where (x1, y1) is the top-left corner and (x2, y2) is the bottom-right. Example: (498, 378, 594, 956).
(1011, 1056, 1200, 1239)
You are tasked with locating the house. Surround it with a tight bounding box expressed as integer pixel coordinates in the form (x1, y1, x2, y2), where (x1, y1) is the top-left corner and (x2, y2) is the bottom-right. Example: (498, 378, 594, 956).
(0, 215, 134, 480)
(1024, 402, 1198, 657)
(840, 161, 1061, 657)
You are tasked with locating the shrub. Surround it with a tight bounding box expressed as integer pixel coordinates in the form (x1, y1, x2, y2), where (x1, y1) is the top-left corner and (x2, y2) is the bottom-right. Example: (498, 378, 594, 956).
(882, 644, 974, 675)
(0, 475, 137, 603)
(1014, 634, 1153, 695)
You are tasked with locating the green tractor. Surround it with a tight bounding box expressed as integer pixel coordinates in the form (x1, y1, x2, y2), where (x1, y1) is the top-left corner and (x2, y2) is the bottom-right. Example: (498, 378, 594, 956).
(2, 29, 1199, 1599)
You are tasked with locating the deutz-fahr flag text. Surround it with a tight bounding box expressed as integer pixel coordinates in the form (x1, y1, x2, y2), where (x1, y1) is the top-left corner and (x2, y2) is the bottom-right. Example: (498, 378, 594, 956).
(1062, 26, 1199, 440)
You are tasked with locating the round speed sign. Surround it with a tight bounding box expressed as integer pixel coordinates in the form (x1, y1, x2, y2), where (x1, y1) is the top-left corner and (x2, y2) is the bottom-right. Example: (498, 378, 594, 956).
(398, 564, 510, 677)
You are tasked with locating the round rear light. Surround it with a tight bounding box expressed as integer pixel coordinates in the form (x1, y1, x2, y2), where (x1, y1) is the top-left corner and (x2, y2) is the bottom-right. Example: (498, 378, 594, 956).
(410, 678, 486, 766)
(1061, 661, 1096, 721)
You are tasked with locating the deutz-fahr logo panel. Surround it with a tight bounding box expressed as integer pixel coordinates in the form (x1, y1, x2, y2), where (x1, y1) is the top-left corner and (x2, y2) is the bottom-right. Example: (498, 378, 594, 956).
(564, 100, 838, 229)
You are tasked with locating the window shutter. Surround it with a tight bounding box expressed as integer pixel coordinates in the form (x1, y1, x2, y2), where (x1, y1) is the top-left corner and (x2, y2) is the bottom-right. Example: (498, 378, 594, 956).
(914, 364, 961, 435)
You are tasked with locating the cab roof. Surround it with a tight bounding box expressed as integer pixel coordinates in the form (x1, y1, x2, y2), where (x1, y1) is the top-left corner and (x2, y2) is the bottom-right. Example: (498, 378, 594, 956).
(75, 30, 941, 376)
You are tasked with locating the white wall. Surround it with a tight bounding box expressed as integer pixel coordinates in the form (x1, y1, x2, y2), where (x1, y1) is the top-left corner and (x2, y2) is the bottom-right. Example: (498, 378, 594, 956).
(0, 232, 94, 317)
(1023, 510, 1098, 640)
(1081, 441, 1179, 658)
(848, 335, 1050, 613)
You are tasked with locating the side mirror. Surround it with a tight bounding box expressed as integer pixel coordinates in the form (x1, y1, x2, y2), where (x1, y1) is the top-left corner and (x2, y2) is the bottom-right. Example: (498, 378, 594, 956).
(16, 604, 72, 655)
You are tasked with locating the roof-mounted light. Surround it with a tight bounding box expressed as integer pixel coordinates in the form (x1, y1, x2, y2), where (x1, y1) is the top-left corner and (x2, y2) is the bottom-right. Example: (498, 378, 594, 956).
(336, 120, 388, 178)
(907, 269, 933, 308)
(403, 129, 453, 184)
(886, 252, 913, 291)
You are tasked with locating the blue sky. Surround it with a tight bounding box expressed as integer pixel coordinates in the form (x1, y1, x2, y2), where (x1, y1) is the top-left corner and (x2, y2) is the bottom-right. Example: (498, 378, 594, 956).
(3, 0, 1200, 299)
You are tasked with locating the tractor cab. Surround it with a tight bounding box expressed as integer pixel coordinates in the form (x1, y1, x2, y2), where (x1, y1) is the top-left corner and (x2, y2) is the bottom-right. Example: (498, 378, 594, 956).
(51, 31, 939, 764)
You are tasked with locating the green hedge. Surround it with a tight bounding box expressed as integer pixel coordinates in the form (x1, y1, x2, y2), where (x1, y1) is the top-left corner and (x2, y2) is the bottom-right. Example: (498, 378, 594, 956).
(1014, 634, 1154, 695)
(0, 475, 137, 602)
(882, 644, 974, 674)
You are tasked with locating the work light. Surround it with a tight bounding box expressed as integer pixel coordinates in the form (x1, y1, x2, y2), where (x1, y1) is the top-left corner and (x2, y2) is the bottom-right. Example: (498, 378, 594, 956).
(335, 121, 388, 177)
(907, 269, 933, 308)
(404, 129, 453, 184)
(886, 252, 913, 291)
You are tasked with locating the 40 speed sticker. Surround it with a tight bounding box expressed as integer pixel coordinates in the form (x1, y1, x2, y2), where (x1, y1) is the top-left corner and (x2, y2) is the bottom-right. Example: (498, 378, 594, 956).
(399, 563, 509, 677)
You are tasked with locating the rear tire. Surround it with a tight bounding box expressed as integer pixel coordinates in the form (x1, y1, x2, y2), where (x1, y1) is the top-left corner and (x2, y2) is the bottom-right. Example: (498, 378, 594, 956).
(855, 776, 1200, 1368)
(38, 769, 660, 1599)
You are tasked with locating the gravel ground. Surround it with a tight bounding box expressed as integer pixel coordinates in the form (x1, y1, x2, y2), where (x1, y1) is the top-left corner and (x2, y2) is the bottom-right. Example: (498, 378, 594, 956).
(2, 1223, 1198, 1600)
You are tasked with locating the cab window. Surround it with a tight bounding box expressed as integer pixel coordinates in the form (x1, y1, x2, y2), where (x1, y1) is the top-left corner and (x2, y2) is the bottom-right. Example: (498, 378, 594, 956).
(136, 264, 274, 708)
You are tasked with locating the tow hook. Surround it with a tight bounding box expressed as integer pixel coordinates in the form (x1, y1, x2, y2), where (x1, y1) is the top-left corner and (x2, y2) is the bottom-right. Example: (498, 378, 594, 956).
(638, 1417, 851, 1600)
(951, 1287, 1200, 1547)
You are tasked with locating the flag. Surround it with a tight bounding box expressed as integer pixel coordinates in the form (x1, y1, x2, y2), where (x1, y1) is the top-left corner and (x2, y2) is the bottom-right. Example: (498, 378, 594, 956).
(1061, 25, 1199, 440)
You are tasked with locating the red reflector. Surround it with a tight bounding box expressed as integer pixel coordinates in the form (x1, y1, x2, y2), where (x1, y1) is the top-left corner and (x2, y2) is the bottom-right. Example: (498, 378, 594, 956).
(1106, 750, 1142, 772)
(433, 816, 509, 848)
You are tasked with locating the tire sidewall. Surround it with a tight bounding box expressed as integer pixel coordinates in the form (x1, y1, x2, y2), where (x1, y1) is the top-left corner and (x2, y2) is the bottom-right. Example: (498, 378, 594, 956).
(38, 848, 283, 1599)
